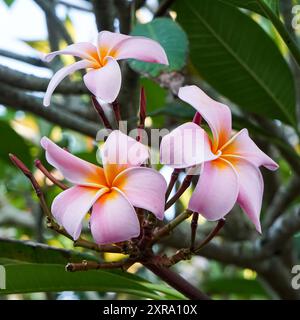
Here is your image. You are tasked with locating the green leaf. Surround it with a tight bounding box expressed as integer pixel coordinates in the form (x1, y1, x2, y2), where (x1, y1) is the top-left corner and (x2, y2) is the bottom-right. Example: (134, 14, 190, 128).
(0, 263, 175, 299)
(130, 18, 188, 76)
(0, 239, 184, 299)
(203, 277, 269, 298)
(3, 0, 15, 7)
(0, 238, 97, 265)
(0, 120, 32, 167)
(217, 0, 279, 16)
(175, 0, 296, 126)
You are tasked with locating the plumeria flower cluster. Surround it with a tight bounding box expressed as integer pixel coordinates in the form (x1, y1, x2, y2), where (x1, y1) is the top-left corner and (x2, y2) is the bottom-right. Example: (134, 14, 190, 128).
(161, 85, 279, 233)
(23, 31, 278, 246)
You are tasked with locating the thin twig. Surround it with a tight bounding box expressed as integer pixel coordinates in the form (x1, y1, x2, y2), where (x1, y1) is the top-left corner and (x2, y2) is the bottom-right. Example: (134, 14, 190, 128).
(154, 0, 175, 17)
(194, 219, 226, 253)
(112, 100, 122, 124)
(73, 238, 123, 254)
(144, 263, 210, 300)
(190, 212, 199, 250)
(137, 87, 147, 141)
(9, 154, 52, 222)
(165, 175, 193, 210)
(66, 260, 127, 272)
(34, 159, 68, 190)
(165, 169, 181, 201)
(91, 96, 113, 129)
(151, 210, 193, 243)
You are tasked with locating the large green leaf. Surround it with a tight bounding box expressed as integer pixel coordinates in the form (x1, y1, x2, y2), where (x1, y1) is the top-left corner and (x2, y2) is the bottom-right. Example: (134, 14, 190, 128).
(175, 0, 296, 126)
(130, 18, 188, 77)
(217, 0, 279, 16)
(0, 239, 184, 299)
(0, 238, 97, 264)
(0, 263, 182, 299)
(0, 120, 32, 167)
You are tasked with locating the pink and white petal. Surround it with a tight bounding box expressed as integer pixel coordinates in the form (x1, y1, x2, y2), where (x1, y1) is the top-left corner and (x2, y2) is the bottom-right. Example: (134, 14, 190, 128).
(222, 129, 279, 171)
(43, 60, 92, 106)
(232, 158, 264, 233)
(160, 122, 218, 169)
(178, 86, 232, 150)
(114, 36, 168, 65)
(44, 42, 98, 63)
(189, 158, 239, 220)
(113, 167, 167, 220)
(52, 186, 108, 240)
(101, 130, 149, 184)
(41, 137, 106, 187)
(97, 31, 130, 54)
(83, 57, 121, 103)
(90, 189, 140, 244)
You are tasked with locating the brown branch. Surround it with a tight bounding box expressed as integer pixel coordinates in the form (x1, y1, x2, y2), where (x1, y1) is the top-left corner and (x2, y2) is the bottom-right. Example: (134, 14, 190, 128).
(165, 169, 180, 201)
(114, 0, 132, 34)
(144, 263, 210, 300)
(56, 0, 92, 12)
(264, 176, 300, 228)
(152, 209, 193, 243)
(34, 159, 68, 190)
(66, 260, 127, 272)
(9, 154, 53, 222)
(154, 0, 175, 17)
(165, 175, 193, 210)
(190, 212, 199, 250)
(0, 64, 87, 94)
(165, 207, 300, 264)
(194, 218, 226, 253)
(0, 49, 47, 67)
(92, 0, 115, 31)
(91, 96, 113, 129)
(34, 0, 73, 45)
(112, 100, 122, 124)
(0, 83, 99, 137)
(73, 238, 123, 254)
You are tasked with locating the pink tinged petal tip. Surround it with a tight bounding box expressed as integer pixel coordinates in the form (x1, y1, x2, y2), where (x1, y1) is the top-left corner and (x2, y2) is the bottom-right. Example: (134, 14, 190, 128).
(113, 167, 167, 220)
(83, 57, 121, 103)
(43, 42, 98, 63)
(222, 129, 279, 171)
(160, 122, 218, 169)
(40, 137, 106, 187)
(114, 36, 169, 65)
(178, 85, 232, 149)
(234, 158, 264, 233)
(90, 189, 140, 244)
(43, 59, 92, 107)
(189, 158, 239, 220)
(51, 186, 109, 240)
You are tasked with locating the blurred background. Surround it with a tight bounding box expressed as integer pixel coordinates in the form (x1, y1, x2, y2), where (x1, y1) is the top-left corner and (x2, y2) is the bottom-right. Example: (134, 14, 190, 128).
(0, 0, 300, 300)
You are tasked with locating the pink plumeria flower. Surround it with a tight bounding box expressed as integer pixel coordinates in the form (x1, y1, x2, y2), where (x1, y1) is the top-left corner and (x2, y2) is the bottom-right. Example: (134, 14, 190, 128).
(161, 85, 279, 232)
(41, 131, 167, 244)
(43, 31, 169, 106)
